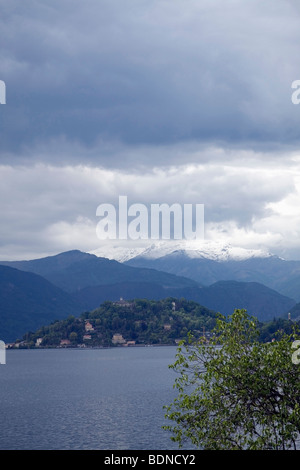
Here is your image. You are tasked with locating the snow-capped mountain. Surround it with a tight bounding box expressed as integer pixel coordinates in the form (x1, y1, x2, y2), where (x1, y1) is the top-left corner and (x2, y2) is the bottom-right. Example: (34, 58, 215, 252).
(90, 240, 272, 263)
(90, 241, 300, 301)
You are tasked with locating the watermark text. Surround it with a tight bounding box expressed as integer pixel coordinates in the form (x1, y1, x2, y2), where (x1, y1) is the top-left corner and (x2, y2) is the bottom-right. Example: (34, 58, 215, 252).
(0, 340, 6, 364)
(96, 196, 204, 241)
(292, 340, 300, 365)
(0, 80, 6, 104)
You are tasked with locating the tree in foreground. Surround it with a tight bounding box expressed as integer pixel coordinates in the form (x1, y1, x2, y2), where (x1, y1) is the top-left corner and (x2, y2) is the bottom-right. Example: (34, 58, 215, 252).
(164, 309, 300, 450)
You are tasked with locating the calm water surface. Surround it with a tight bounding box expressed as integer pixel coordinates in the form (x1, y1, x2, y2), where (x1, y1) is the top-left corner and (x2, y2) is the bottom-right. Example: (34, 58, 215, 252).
(0, 346, 186, 450)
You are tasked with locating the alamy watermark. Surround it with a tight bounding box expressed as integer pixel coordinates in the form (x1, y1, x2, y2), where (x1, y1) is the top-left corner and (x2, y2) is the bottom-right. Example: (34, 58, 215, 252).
(292, 340, 300, 365)
(0, 341, 6, 364)
(96, 196, 204, 240)
(0, 80, 6, 104)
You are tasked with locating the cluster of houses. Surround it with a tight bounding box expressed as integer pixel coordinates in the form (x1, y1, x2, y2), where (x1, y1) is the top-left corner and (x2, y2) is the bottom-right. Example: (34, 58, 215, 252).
(51, 298, 178, 348)
(52, 298, 138, 348)
(57, 319, 138, 348)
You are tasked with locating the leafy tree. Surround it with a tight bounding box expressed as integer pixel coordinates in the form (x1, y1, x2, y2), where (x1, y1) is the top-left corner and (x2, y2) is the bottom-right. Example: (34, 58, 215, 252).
(69, 331, 78, 343)
(164, 309, 300, 450)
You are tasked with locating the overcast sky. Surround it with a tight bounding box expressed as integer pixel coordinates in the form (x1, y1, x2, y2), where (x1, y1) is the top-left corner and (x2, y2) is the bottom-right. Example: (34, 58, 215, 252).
(1, 0, 300, 260)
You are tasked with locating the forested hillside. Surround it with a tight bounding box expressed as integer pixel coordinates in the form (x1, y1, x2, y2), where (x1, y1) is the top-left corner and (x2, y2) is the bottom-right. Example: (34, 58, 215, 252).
(19, 298, 217, 348)
(16, 297, 300, 349)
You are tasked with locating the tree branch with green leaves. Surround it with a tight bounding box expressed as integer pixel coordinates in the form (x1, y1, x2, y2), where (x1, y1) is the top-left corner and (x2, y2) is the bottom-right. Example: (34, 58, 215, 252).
(164, 309, 300, 450)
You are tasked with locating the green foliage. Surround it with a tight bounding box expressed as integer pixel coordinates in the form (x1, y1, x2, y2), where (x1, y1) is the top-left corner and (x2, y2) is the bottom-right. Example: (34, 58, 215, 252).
(164, 309, 300, 450)
(259, 317, 296, 342)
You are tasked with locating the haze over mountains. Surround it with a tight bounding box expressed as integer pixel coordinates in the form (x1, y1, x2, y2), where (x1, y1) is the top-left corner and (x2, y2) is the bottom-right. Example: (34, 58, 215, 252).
(116, 240, 300, 302)
(1, 249, 196, 293)
(0, 264, 82, 342)
(0, 242, 298, 342)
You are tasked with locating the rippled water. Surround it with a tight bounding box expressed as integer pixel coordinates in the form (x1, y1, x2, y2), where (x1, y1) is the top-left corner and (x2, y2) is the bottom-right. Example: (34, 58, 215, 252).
(0, 346, 185, 450)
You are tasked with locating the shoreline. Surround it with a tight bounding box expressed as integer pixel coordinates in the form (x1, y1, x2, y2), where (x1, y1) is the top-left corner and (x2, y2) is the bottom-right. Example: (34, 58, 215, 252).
(6, 342, 179, 351)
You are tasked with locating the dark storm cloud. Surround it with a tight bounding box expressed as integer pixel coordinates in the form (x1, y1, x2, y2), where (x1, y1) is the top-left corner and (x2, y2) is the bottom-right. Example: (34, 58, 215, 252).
(2, 0, 300, 260)
(1, 0, 300, 167)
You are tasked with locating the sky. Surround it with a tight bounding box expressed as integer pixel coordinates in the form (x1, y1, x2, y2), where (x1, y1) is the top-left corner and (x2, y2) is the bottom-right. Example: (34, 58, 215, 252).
(1, 0, 300, 260)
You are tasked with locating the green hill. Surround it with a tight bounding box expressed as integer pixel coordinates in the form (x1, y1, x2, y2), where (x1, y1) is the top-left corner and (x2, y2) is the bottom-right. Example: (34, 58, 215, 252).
(0, 251, 296, 343)
(19, 298, 217, 348)
(15, 296, 300, 349)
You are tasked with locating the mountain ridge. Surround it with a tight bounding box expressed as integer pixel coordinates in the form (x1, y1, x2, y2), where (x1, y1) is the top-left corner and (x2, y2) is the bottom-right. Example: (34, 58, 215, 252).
(0, 264, 83, 342)
(0, 249, 199, 293)
(0, 249, 296, 343)
(90, 240, 273, 263)
(124, 248, 300, 302)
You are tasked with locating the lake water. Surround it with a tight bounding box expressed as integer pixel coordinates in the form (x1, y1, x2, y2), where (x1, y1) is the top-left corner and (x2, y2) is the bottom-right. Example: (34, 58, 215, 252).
(0, 346, 189, 450)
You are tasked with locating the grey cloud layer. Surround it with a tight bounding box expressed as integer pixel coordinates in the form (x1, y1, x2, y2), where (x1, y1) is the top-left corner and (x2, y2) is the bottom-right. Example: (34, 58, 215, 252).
(1, 0, 300, 166)
(0, 159, 297, 259)
(1, 0, 300, 259)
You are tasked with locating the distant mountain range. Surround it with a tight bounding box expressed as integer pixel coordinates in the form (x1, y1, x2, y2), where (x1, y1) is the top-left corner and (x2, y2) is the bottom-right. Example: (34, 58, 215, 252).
(0, 250, 199, 341)
(0, 265, 82, 342)
(0, 247, 297, 342)
(0, 249, 196, 293)
(91, 240, 272, 263)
